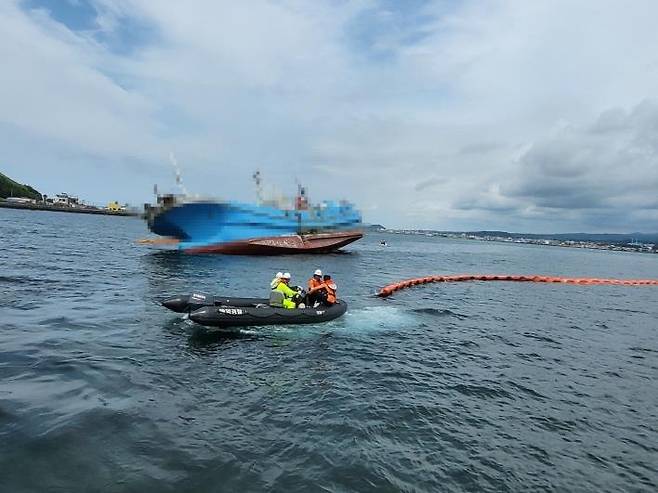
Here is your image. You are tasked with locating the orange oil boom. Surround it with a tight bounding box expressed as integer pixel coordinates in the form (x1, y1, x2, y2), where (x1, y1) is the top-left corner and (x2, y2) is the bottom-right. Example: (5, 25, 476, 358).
(377, 274, 658, 297)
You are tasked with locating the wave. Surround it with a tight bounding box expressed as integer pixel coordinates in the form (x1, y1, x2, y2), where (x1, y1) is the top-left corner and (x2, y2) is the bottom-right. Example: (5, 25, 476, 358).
(411, 307, 468, 319)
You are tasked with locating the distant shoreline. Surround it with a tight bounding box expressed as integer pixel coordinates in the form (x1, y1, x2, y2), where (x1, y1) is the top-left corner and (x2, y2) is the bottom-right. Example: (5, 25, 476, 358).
(0, 200, 138, 217)
(379, 229, 658, 255)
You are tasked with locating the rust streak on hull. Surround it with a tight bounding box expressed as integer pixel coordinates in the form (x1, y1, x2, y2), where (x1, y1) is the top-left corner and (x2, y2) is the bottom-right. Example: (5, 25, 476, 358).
(185, 231, 363, 255)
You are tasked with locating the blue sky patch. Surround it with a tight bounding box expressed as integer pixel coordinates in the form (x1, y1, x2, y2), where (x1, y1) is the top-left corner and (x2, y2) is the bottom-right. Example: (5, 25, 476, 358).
(23, 0, 98, 31)
(22, 0, 157, 55)
(346, 0, 445, 62)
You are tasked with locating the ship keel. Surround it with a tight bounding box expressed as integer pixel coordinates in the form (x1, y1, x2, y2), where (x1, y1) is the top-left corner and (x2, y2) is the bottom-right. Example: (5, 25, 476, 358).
(184, 231, 363, 255)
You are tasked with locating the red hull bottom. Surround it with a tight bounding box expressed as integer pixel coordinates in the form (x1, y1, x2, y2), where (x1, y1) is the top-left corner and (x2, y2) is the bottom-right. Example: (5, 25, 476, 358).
(185, 231, 363, 255)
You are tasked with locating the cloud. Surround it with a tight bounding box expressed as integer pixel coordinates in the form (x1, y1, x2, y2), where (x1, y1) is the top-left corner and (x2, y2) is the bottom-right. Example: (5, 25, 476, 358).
(456, 101, 658, 230)
(506, 101, 658, 210)
(1, 0, 658, 231)
(414, 177, 444, 192)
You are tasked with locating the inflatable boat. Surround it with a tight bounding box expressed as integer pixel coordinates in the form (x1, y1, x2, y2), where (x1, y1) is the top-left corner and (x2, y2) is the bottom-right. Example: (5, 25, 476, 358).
(162, 293, 268, 313)
(188, 300, 347, 328)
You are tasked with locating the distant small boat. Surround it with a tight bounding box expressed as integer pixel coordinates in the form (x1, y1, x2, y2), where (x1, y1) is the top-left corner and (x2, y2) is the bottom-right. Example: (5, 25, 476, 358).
(380, 240, 388, 247)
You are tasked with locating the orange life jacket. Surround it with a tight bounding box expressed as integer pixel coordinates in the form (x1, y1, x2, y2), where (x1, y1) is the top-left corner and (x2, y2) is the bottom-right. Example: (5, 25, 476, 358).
(308, 277, 323, 291)
(323, 282, 337, 303)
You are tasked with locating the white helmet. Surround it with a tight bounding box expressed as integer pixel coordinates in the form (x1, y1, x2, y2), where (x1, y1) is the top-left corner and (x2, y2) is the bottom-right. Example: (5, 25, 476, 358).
(282, 272, 291, 279)
(314, 269, 322, 276)
(276, 272, 283, 278)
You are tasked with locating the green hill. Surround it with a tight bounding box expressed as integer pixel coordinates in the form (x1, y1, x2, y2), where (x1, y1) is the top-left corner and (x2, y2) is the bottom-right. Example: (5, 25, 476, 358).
(0, 171, 42, 201)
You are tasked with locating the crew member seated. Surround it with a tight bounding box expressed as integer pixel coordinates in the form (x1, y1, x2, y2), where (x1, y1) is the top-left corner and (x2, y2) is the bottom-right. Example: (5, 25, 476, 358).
(270, 272, 304, 309)
(306, 269, 326, 306)
(321, 274, 337, 306)
(270, 272, 283, 289)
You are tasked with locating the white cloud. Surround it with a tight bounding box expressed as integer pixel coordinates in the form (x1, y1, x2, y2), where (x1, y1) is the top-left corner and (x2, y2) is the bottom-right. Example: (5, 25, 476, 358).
(1, 0, 658, 231)
(1, 2, 159, 154)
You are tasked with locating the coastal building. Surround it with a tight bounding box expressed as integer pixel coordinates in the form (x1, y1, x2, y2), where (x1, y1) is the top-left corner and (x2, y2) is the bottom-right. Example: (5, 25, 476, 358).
(49, 193, 80, 207)
(5, 197, 37, 204)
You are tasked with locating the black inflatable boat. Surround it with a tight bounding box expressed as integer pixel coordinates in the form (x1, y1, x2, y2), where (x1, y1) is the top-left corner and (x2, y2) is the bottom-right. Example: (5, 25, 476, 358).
(188, 300, 348, 328)
(162, 293, 268, 313)
(162, 292, 347, 328)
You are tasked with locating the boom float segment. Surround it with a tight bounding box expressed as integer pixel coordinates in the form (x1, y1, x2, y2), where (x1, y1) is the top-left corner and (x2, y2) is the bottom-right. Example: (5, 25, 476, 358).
(377, 275, 658, 297)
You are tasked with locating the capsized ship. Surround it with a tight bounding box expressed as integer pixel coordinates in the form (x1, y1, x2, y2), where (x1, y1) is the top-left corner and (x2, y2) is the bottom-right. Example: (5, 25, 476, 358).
(143, 172, 363, 254)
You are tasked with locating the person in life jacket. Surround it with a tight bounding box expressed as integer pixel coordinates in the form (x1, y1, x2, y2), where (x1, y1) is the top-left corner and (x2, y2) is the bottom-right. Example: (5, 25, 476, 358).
(306, 269, 326, 307)
(307, 269, 323, 290)
(273, 272, 304, 309)
(270, 272, 283, 290)
(321, 274, 337, 305)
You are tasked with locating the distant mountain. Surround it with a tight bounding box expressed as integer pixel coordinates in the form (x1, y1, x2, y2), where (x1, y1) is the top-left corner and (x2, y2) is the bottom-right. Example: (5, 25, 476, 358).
(364, 223, 386, 231)
(382, 227, 658, 243)
(0, 171, 42, 201)
(451, 230, 658, 244)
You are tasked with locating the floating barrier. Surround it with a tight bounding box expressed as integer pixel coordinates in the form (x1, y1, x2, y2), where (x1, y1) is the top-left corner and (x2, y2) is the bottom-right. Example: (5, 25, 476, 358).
(377, 274, 658, 297)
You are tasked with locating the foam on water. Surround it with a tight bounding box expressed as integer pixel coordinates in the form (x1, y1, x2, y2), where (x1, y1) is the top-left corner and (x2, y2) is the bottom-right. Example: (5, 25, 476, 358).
(176, 305, 421, 340)
(335, 304, 421, 333)
(234, 305, 421, 339)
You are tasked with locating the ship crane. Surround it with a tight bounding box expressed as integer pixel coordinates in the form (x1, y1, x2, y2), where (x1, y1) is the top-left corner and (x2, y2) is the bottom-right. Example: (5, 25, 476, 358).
(252, 170, 264, 204)
(169, 152, 188, 196)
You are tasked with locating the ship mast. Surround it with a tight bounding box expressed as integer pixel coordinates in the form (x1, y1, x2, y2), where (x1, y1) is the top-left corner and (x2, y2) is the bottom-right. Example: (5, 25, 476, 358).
(253, 170, 264, 204)
(169, 152, 188, 196)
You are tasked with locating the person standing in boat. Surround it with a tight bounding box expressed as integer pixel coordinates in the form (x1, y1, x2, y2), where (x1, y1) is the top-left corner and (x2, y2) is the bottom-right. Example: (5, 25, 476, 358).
(273, 272, 304, 309)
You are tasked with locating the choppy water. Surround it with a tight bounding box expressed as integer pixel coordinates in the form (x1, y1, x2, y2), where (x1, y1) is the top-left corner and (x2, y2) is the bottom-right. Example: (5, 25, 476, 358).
(1, 208, 658, 492)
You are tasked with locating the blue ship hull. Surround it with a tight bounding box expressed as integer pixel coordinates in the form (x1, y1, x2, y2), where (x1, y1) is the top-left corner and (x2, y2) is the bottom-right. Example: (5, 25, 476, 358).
(146, 199, 362, 253)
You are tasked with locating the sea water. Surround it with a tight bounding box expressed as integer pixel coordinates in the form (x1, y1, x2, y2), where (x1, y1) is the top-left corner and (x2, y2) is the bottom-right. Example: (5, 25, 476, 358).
(1, 208, 657, 492)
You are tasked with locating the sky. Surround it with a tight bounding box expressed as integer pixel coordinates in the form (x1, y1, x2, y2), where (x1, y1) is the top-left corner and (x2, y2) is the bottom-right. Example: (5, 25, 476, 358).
(1, 0, 658, 232)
